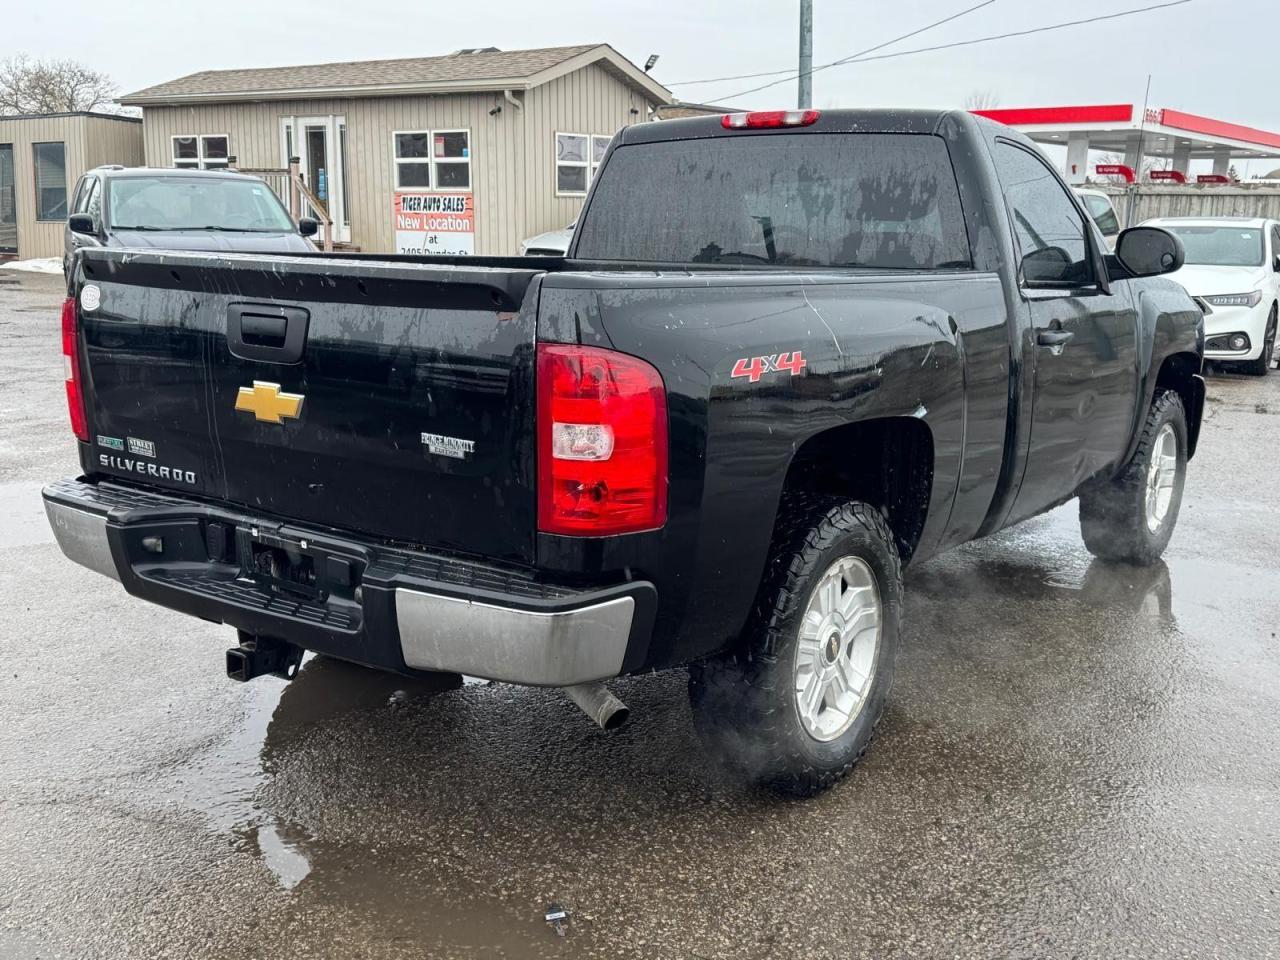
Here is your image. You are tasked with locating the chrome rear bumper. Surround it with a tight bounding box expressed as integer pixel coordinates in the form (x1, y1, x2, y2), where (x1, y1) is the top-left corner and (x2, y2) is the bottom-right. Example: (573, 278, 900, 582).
(396, 590, 634, 684)
(44, 499, 119, 581)
(42, 478, 653, 686)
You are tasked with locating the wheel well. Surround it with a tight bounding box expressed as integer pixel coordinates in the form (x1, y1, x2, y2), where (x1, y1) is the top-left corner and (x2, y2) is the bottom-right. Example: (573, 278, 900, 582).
(778, 418, 934, 563)
(1155, 351, 1204, 457)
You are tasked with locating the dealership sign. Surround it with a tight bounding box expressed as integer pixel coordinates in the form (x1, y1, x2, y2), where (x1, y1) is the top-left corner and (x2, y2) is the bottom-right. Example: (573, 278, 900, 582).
(393, 192, 474, 255)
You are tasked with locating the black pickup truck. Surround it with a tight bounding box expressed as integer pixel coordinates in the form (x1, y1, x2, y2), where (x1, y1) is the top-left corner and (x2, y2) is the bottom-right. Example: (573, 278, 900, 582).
(46, 109, 1204, 796)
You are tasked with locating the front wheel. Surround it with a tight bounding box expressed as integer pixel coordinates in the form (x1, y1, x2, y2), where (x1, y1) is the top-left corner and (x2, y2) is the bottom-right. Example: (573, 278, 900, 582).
(689, 500, 902, 797)
(1079, 390, 1188, 564)
(1241, 305, 1276, 377)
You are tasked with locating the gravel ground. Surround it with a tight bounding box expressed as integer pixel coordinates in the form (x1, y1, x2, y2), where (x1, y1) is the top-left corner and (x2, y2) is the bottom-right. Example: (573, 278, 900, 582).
(1, 268, 1278, 959)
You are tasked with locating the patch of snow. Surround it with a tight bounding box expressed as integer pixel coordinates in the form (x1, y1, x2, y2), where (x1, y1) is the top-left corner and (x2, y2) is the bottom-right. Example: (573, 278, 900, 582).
(0, 257, 62, 274)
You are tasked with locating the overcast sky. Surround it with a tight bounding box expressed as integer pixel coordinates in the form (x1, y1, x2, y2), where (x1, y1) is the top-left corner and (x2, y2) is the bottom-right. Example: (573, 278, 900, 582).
(7, 0, 1274, 168)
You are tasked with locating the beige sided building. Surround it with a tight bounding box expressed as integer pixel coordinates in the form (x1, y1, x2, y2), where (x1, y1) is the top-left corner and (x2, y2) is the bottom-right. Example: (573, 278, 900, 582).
(0, 112, 143, 261)
(119, 45, 671, 255)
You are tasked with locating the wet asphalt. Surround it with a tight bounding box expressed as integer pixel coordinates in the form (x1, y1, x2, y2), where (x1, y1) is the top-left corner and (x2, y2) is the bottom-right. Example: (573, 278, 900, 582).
(1, 268, 1278, 959)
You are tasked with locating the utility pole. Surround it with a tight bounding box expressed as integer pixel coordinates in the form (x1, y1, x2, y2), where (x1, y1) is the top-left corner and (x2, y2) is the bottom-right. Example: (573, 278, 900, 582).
(1127, 74, 1153, 228)
(798, 0, 813, 109)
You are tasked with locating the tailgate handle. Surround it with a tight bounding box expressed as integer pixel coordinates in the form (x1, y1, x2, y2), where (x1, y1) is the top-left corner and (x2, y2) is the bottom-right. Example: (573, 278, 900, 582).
(241, 313, 287, 343)
(227, 303, 310, 364)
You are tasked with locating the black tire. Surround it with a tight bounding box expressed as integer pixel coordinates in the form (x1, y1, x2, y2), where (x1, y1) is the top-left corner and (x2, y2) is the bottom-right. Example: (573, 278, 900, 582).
(1242, 305, 1276, 377)
(688, 500, 902, 797)
(1079, 390, 1187, 565)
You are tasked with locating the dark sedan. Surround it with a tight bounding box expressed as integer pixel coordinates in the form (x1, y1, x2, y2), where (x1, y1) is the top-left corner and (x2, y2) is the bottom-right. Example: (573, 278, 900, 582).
(64, 166, 318, 275)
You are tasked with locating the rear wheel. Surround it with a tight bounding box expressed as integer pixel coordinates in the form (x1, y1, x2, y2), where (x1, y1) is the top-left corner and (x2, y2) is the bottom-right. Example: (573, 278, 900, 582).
(1241, 305, 1276, 377)
(1079, 390, 1187, 565)
(689, 500, 901, 797)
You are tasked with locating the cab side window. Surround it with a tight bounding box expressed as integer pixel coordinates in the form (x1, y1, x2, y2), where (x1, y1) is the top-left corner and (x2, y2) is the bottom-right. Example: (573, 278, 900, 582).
(84, 177, 102, 222)
(70, 177, 90, 215)
(993, 142, 1091, 286)
(1271, 225, 1280, 270)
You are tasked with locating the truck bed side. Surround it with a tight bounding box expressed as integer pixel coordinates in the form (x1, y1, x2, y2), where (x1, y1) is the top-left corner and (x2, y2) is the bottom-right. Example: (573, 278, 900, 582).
(534, 268, 1010, 667)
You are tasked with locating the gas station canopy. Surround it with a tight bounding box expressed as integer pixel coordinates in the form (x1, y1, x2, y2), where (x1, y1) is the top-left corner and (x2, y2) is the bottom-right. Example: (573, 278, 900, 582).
(972, 104, 1280, 183)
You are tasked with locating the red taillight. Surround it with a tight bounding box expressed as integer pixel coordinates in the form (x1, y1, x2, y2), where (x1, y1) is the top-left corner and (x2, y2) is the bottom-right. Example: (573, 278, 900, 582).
(721, 109, 820, 129)
(537, 343, 668, 536)
(61, 296, 88, 442)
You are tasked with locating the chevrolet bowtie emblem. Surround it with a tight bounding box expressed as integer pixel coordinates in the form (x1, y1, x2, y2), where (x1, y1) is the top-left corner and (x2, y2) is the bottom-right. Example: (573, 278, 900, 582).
(235, 381, 305, 424)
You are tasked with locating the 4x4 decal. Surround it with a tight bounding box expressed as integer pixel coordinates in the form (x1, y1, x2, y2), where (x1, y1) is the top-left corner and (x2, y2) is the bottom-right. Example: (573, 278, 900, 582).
(730, 351, 808, 383)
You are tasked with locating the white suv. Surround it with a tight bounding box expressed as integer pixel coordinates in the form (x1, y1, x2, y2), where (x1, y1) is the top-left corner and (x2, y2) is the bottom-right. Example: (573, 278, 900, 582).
(1144, 217, 1280, 376)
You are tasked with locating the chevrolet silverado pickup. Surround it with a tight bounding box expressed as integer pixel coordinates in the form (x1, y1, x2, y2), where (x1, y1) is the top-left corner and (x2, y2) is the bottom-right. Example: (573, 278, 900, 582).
(46, 109, 1204, 796)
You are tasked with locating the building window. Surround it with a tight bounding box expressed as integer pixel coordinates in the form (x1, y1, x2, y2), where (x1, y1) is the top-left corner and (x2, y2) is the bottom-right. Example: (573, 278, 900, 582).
(394, 131, 431, 187)
(202, 135, 229, 168)
(33, 142, 67, 221)
(433, 130, 470, 189)
(172, 135, 230, 170)
(394, 129, 471, 190)
(556, 133, 613, 196)
(592, 134, 611, 169)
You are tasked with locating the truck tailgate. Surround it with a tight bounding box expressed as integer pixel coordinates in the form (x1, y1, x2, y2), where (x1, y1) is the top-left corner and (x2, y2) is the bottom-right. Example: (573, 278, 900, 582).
(76, 250, 542, 562)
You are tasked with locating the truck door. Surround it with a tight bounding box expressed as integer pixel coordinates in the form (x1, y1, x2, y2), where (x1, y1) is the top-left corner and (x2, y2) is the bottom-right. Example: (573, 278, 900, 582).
(992, 140, 1139, 525)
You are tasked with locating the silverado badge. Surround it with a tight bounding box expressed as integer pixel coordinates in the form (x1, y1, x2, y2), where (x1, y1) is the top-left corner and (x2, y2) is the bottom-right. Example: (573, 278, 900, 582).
(235, 381, 305, 424)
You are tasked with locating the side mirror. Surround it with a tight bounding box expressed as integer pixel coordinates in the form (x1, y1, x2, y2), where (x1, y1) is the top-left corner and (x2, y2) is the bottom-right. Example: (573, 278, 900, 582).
(1273, 252, 1280, 273)
(1115, 226, 1183, 277)
(68, 213, 96, 235)
(297, 217, 318, 238)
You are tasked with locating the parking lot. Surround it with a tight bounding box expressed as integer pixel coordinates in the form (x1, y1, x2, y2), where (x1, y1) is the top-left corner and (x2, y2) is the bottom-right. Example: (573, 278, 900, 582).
(1, 266, 1278, 958)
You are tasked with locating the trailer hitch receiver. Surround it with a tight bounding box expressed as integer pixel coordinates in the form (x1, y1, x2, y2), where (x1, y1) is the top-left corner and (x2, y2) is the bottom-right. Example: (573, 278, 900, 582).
(226, 633, 304, 682)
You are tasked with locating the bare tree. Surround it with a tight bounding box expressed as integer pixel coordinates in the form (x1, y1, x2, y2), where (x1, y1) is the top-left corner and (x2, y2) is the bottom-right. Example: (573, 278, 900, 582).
(963, 89, 1000, 110)
(0, 56, 117, 115)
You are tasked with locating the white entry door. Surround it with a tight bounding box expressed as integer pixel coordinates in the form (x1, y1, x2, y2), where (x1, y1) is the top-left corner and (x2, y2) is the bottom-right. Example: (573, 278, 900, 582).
(281, 115, 350, 243)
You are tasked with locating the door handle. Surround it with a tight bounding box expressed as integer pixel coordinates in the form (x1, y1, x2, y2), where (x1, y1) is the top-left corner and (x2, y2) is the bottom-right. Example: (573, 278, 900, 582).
(240, 313, 288, 343)
(1037, 329, 1074, 348)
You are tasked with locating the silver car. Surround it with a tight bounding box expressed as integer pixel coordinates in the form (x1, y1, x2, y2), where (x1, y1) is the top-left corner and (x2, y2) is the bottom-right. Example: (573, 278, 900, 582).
(520, 221, 575, 256)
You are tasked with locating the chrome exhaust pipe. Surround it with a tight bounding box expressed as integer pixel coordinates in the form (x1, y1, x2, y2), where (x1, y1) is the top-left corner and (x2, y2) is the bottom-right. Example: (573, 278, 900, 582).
(562, 682, 630, 731)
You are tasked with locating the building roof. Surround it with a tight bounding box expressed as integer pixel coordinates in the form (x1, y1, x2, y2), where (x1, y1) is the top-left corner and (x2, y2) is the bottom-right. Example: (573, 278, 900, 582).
(653, 101, 743, 120)
(0, 110, 140, 124)
(972, 104, 1280, 161)
(119, 44, 671, 106)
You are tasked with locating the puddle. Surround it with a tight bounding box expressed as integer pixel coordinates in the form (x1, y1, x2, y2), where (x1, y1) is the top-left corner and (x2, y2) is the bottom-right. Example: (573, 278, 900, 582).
(234, 820, 314, 890)
(164, 655, 464, 891)
(162, 674, 313, 889)
(1043, 569, 1086, 590)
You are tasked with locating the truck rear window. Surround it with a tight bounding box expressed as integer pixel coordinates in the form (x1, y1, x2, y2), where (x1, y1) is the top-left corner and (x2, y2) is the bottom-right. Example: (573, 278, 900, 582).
(575, 133, 971, 270)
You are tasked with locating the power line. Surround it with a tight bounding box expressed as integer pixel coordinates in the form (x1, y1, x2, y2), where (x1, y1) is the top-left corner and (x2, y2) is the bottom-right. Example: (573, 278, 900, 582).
(670, 0, 994, 89)
(830, 0, 1193, 70)
(705, 0, 997, 103)
(702, 0, 1193, 105)
(669, 67, 801, 88)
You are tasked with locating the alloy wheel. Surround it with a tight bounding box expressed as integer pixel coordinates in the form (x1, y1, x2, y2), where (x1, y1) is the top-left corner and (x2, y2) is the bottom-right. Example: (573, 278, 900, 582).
(793, 556, 882, 742)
